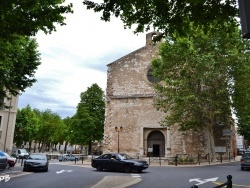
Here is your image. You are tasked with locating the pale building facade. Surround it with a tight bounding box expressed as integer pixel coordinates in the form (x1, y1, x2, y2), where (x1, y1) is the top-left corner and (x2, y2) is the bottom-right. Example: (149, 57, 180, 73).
(0, 95, 18, 152)
(103, 32, 236, 157)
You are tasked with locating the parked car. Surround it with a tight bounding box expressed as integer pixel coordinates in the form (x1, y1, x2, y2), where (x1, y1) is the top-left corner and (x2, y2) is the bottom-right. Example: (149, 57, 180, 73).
(58, 154, 79, 161)
(0, 150, 7, 171)
(12, 149, 29, 159)
(240, 152, 250, 170)
(237, 148, 246, 155)
(91, 153, 149, 173)
(23, 153, 49, 172)
(3, 152, 16, 169)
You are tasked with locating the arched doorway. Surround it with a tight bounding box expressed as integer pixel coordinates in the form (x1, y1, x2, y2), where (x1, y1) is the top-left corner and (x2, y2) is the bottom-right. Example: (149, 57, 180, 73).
(147, 130, 165, 157)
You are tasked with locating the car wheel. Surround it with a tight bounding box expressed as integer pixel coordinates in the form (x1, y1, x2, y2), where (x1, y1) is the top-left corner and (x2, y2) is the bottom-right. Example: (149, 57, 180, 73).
(241, 167, 244, 170)
(137, 169, 142, 173)
(64, 158, 67, 162)
(44, 167, 48, 172)
(23, 167, 27, 172)
(96, 165, 103, 171)
(123, 165, 132, 173)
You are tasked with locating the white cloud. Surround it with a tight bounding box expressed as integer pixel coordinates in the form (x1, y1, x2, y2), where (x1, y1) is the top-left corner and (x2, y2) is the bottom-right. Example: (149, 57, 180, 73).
(18, 0, 147, 118)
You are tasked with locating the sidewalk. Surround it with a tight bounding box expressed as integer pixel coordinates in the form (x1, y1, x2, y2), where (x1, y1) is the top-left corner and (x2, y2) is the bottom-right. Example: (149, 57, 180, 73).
(145, 155, 241, 167)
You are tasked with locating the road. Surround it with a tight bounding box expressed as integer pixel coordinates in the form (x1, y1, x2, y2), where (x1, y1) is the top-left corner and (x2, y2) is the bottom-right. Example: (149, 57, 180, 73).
(0, 160, 249, 188)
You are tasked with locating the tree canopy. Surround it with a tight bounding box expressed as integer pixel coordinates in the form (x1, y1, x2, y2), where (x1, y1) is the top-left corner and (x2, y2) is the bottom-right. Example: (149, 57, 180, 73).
(0, 0, 73, 107)
(70, 83, 105, 154)
(14, 106, 67, 152)
(231, 50, 250, 144)
(0, 0, 73, 38)
(151, 23, 250, 157)
(0, 36, 41, 107)
(83, 0, 238, 37)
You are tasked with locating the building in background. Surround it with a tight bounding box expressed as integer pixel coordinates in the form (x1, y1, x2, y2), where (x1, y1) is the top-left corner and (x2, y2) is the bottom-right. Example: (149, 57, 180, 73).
(0, 95, 18, 152)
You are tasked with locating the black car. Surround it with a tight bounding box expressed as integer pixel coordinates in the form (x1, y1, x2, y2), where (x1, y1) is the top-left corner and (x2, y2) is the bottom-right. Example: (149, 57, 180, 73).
(23, 153, 49, 172)
(240, 152, 250, 170)
(91, 153, 149, 173)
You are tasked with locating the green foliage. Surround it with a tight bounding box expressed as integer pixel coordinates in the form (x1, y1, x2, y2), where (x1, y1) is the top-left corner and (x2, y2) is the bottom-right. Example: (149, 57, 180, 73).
(70, 83, 105, 148)
(14, 83, 105, 152)
(0, 0, 73, 38)
(83, 0, 238, 38)
(0, 0, 73, 107)
(14, 106, 66, 151)
(152, 24, 242, 131)
(0, 36, 41, 107)
(231, 50, 250, 142)
(14, 105, 40, 147)
(151, 23, 250, 157)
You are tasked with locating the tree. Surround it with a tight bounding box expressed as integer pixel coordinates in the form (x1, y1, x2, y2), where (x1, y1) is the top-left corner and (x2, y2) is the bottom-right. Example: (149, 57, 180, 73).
(0, 36, 41, 107)
(231, 51, 250, 146)
(83, 0, 238, 38)
(38, 109, 63, 152)
(14, 105, 40, 150)
(0, 0, 73, 107)
(72, 83, 105, 154)
(0, 0, 73, 38)
(151, 23, 250, 159)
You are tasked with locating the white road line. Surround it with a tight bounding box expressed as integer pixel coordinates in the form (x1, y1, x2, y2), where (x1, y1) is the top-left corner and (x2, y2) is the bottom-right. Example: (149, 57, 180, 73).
(131, 174, 141, 178)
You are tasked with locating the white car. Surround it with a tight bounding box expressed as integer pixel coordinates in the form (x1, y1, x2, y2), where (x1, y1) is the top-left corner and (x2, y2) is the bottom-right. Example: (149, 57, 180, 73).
(58, 154, 79, 161)
(13, 149, 29, 159)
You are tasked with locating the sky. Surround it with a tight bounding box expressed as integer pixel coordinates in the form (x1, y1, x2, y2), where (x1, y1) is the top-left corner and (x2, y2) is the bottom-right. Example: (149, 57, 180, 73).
(17, 0, 148, 119)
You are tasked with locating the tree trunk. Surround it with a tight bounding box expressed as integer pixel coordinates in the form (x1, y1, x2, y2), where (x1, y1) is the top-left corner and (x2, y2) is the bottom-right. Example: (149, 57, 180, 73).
(33, 142, 37, 153)
(88, 141, 92, 155)
(64, 141, 68, 153)
(206, 124, 215, 162)
(28, 142, 32, 152)
(38, 142, 41, 152)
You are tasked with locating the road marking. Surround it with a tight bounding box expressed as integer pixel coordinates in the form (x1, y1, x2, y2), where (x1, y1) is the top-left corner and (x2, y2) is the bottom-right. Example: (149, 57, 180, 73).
(131, 174, 141, 178)
(56, 170, 73, 174)
(189, 177, 218, 185)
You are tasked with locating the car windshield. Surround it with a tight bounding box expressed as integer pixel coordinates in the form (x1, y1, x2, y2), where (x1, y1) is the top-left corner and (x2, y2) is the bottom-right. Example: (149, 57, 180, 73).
(243, 153, 250, 158)
(19, 149, 27, 153)
(28, 155, 46, 160)
(4, 153, 11, 158)
(118, 153, 134, 160)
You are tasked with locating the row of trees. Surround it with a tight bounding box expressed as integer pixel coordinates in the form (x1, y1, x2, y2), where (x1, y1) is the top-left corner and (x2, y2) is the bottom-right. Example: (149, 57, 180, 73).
(14, 84, 105, 154)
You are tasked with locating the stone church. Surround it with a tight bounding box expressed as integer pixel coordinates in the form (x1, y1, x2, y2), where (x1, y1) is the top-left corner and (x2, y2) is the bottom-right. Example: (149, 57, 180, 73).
(102, 32, 236, 157)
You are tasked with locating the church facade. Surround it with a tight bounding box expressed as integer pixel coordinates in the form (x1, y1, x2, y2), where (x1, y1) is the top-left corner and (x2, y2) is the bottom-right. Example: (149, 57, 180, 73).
(102, 32, 236, 157)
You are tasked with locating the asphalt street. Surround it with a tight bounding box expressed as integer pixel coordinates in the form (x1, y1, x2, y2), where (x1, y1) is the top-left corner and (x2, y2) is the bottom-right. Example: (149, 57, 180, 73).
(0, 156, 248, 188)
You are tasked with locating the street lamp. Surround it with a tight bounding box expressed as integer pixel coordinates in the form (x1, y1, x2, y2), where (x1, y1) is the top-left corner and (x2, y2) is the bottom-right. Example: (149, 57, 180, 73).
(115, 126, 123, 153)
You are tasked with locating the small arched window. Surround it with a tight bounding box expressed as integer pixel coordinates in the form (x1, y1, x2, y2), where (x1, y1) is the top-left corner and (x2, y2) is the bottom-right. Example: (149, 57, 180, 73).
(146, 67, 159, 83)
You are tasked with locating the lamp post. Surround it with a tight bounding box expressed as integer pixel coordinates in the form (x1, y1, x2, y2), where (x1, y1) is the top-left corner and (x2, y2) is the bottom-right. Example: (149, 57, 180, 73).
(115, 126, 123, 153)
